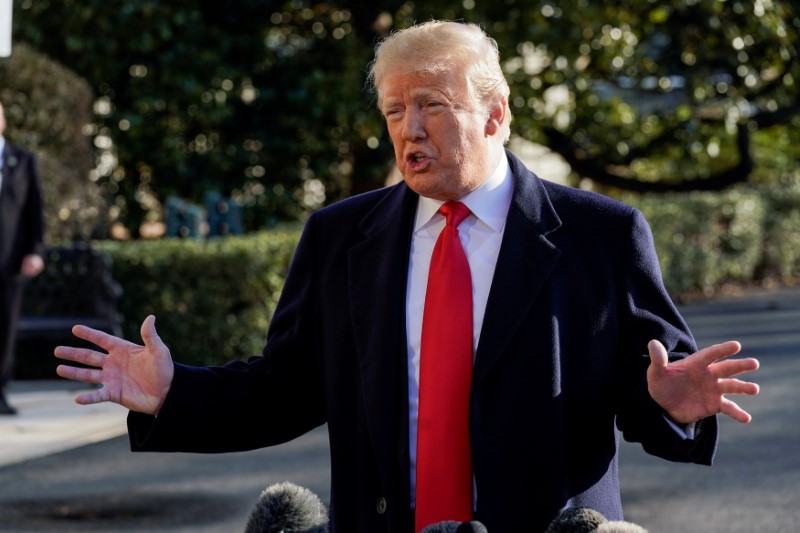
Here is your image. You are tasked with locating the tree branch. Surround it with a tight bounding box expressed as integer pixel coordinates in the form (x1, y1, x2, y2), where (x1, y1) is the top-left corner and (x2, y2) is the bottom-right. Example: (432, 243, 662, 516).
(544, 124, 754, 192)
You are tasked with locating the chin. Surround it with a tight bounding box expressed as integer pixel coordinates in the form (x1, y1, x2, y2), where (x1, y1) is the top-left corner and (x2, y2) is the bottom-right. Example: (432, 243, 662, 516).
(406, 182, 449, 201)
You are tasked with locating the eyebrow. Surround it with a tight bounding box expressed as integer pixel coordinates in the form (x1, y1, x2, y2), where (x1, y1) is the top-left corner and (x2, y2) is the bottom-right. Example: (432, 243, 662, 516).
(382, 87, 452, 108)
(412, 87, 451, 100)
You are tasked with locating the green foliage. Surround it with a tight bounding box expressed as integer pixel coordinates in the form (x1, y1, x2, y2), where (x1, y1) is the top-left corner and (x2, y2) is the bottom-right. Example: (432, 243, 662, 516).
(96, 228, 302, 366)
(751, 125, 800, 185)
(621, 183, 800, 297)
(10, 0, 800, 234)
(488, 0, 800, 191)
(13, 1, 391, 234)
(754, 177, 800, 282)
(0, 43, 107, 242)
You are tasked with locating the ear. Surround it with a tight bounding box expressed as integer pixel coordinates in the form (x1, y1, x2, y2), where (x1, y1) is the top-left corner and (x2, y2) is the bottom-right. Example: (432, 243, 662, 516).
(484, 97, 508, 138)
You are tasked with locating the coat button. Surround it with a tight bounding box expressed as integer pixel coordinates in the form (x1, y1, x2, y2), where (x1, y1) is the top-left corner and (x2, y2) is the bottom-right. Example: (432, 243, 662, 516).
(376, 497, 387, 514)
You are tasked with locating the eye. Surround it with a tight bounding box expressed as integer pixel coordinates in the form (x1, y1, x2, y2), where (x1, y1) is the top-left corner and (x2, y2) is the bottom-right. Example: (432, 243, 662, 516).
(383, 107, 403, 120)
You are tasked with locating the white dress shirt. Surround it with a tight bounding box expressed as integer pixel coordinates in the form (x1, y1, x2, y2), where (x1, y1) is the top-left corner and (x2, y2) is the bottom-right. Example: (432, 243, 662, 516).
(406, 153, 513, 502)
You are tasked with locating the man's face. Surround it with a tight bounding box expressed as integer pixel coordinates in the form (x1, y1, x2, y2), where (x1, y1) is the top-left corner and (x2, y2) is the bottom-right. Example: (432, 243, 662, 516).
(0, 103, 5, 136)
(380, 69, 498, 201)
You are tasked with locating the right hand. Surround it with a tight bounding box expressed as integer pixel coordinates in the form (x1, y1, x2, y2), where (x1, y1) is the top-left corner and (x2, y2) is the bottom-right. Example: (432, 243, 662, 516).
(54, 315, 175, 415)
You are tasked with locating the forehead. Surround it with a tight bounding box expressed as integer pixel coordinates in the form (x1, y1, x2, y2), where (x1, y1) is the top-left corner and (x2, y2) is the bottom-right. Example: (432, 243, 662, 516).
(379, 69, 468, 105)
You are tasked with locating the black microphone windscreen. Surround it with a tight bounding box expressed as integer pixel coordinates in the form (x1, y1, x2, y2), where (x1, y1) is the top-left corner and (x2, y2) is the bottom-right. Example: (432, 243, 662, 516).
(420, 520, 488, 533)
(455, 521, 489, 533)
(420, 520, 461, 533)
(545, 506, 608, 533)
(244, 481, 328, 533)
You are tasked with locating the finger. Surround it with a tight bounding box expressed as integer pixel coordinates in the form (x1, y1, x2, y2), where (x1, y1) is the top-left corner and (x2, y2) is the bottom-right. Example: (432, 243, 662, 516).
(74, 387, 111, 405)
(711, 357, 760, 379)
(71, 324, 122, 351)
(719, 378, 760, 396)
(140, 315, 164, 349)
(647, 339, 669, 369)
(694, 340, 742, 366)
(54, 346, 107, 368)
(56, 364, 104, 385)
(719, 397, 753, 424)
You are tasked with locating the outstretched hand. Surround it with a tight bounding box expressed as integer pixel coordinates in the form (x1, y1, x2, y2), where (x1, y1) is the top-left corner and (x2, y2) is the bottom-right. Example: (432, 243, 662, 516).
(54, 315, 174, 415)
(647, 339, 760, 425)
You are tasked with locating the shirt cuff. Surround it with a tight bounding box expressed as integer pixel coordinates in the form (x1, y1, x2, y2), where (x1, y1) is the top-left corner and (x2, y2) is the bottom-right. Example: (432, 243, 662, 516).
(664, 415, 698, 440)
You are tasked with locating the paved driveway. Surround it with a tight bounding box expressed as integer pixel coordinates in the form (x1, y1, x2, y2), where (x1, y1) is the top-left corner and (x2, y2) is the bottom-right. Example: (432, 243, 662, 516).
(619, 287, 800, 532)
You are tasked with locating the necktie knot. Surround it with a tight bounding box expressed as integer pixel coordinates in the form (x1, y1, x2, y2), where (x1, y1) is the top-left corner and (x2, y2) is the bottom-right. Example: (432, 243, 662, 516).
(439, 201, 471, 228)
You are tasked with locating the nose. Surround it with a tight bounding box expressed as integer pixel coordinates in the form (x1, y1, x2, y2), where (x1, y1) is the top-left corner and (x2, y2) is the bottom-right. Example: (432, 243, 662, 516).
(401, 108, 426, 141)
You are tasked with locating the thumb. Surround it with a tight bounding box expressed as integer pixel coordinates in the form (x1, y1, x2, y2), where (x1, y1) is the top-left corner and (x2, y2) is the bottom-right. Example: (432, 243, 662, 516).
(140, 315, 164, 349)
(648, 339, 669, 370)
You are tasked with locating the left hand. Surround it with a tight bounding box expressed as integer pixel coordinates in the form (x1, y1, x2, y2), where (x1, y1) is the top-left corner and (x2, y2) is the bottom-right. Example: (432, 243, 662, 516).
(55, 315, 174, 415)
(20, 253, 44, 278)
(647, 339, 760, 425)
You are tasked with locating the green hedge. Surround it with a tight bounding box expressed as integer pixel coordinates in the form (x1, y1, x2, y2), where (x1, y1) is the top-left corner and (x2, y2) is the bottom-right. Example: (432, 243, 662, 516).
(96, 228, 301, 367)
(755, 178, 800, 282)
(621, 189, 764, 296)
(620, 181, 799, 298)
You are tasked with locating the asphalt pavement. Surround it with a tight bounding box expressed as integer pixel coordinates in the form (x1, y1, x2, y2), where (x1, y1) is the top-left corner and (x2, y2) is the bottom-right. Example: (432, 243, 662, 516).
(0, 285, 798, 532)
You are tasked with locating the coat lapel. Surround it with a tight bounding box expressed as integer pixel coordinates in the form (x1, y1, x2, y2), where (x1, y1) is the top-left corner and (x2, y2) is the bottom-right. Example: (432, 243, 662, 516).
(473, 152, 563, 384)
(348, 182, 418, 502)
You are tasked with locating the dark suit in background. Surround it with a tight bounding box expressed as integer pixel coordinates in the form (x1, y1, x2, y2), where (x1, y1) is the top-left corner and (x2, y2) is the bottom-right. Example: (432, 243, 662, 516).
(128, 151, 717, 532)
(0, 140, 45, 405)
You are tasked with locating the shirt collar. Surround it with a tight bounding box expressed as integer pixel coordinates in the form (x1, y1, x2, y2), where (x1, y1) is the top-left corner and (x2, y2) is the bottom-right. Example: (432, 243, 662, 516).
(0, 136, 5, 169)
(414, 151, 513, 234)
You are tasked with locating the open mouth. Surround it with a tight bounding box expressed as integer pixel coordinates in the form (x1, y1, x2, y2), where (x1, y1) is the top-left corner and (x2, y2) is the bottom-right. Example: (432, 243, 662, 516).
(407, 152, 430, 169)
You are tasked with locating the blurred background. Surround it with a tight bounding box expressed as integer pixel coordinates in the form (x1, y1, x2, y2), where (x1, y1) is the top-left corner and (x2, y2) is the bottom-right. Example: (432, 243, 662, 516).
(1, 0, 798, 372)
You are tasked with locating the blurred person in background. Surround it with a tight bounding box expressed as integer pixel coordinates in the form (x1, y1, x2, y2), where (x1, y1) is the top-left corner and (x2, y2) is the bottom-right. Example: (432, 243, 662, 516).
(0, 99, 45, 414)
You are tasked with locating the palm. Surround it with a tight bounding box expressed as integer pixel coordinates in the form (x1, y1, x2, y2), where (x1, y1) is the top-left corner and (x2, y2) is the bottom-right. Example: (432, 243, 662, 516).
(55, 315, 174, 415)
(101, 336, 171, 413)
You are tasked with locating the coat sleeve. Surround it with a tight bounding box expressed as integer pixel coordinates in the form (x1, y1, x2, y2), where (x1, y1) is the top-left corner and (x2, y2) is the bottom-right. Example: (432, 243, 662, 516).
(613, 208, 718, 465)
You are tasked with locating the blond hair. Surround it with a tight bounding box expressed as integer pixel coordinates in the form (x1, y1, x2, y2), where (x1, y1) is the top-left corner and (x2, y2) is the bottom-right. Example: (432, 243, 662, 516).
(367, 20, 512, 142)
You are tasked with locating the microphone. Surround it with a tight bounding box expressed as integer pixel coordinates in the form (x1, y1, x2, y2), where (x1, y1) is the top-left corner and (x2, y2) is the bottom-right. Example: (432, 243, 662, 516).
(420, 521, 461, 532)
(596, 521, 648, 533)
(545, 506, 607, 532)
(244, 481, 329, 533)
(421, 520, 488, 532)
(545, 506, 648, 533)
(456, 521, 489, 532)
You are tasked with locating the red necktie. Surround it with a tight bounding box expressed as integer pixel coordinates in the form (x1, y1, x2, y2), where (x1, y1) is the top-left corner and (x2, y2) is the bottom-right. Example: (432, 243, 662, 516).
(415, 201, 473, 532)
